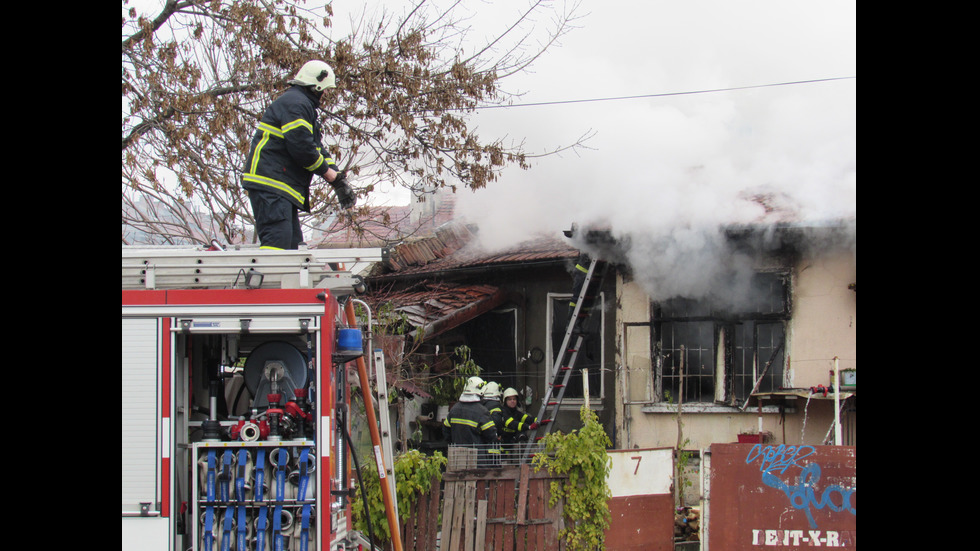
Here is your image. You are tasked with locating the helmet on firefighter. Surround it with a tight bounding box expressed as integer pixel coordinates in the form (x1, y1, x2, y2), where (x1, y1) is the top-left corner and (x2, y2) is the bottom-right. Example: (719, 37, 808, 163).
(458, 376, 485, 402)
(482, 382, 501, 399)
(503, 388, 519, 400)
(288, 60, 337, 92)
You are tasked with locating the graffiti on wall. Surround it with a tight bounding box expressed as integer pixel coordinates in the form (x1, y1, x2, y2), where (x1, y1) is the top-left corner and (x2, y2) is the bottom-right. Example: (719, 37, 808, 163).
(708, 443, 856, 549)
(744, 444, 856, 531)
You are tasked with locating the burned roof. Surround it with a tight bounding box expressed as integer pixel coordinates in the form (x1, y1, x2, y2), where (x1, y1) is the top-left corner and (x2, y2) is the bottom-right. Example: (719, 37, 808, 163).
(367, 282, 521, 342)
(372, 222, 580, 280)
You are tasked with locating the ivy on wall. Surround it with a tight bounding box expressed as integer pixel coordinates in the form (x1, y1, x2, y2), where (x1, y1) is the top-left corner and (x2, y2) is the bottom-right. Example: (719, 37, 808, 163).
(532, 406, 613, 550)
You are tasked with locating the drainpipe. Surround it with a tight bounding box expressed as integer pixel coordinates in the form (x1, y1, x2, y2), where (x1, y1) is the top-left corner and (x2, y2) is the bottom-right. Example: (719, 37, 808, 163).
(833, 356, 842, 445)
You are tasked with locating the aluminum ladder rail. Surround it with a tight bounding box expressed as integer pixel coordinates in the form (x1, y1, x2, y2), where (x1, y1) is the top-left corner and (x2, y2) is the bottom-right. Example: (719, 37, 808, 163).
(522, 256, 605, 460)
(372, 348, 399, 521)
(122, 245, 382, 291)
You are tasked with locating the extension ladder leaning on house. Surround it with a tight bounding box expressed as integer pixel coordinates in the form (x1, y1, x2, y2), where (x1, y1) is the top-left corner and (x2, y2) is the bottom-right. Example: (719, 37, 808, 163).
(521, 255, 607, 461)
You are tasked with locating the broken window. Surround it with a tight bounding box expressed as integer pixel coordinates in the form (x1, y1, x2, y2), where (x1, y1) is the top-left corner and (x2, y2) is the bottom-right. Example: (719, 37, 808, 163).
(654, 272, 789, 405)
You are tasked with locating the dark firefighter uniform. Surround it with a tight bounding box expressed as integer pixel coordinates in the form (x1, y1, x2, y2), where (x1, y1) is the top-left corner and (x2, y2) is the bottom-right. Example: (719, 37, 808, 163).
(484, 397, 503, 432)
(443, 400, 499, 467)
(242, 85, 338, 249)
(501, 405, 538, 444)
(483, 397, 504, 464)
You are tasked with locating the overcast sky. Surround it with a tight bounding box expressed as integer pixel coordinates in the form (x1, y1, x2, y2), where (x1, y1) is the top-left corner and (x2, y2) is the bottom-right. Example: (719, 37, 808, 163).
(130, 0, 855, 297)
(341, 0, 856, 261)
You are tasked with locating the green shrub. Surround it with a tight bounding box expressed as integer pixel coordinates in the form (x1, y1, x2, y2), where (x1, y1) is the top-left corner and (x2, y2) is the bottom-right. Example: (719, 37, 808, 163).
(351, 449, 447, 543)
(532, 406, 612, 550)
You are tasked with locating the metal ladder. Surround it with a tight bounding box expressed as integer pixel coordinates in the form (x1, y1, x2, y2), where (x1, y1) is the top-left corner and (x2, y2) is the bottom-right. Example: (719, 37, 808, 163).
(372, 348, 399, 521)
(522, 255, 606, 457)
(122, 244, 382, 291)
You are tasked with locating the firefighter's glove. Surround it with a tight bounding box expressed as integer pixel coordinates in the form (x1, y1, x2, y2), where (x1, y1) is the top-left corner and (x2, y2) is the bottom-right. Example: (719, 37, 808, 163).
(330, 172, 356, 209)
(528, 422, 539, 430)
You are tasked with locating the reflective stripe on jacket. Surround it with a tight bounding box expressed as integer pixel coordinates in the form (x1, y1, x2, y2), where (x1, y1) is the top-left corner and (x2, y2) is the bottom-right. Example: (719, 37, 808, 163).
(242, 85, 337, 211)
(444, 401, 497, 446)
(501, 406, 536, 439)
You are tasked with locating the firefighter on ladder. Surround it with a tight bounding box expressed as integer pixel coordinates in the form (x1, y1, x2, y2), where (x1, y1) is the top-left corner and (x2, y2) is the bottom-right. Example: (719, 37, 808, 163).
(569, 253, 594, 333)
(242, 60, 357, 250)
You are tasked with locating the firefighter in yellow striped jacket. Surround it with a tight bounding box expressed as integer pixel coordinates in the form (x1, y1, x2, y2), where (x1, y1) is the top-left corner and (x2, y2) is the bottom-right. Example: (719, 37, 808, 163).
(500, 388, 538, 443)
(242, 60, 356, 250)
(443, 377, 499, 467)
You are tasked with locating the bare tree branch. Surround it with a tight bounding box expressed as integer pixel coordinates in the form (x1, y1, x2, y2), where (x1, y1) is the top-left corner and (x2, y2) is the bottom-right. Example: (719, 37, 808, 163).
(122, 0, 590, 245)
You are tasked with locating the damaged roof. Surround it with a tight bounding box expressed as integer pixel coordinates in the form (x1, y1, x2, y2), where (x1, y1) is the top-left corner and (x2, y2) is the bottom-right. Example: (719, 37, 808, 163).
(370, 282, 521, 341)
(364, 221, 579, 341)
(374, 221, 580, 280)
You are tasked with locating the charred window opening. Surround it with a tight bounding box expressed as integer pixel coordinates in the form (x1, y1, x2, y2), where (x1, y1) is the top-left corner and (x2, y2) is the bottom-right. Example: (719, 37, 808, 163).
(549, 293, 604, 401)
(653, 272, 789, 405)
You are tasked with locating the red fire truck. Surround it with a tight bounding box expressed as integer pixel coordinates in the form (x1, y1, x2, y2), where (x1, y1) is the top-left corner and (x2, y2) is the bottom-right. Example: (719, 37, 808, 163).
(122, 245, 397, 551)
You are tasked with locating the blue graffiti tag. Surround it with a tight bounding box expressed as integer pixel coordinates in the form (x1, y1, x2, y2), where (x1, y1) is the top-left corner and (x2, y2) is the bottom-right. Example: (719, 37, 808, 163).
(745, 444, 856, 530)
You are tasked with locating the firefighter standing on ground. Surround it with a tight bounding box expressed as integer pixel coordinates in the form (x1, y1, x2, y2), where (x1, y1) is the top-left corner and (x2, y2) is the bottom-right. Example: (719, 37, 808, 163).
(481, 382, 504, 431)
(242, 60, 356, 250)
(444, 377, 498, 467)
(481, 382, 504, 465)
(444, 377, 498, 447)
(500, 388, 539, 444)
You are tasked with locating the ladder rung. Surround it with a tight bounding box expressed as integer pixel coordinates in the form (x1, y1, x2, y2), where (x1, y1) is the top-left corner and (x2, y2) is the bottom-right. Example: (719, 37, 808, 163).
(558, 366, 571, 371)
(551, 384, 565, 389)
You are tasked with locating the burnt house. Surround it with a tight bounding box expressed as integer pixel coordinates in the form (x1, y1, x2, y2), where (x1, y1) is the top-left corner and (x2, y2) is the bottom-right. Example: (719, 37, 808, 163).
(360, 220, 618, 453)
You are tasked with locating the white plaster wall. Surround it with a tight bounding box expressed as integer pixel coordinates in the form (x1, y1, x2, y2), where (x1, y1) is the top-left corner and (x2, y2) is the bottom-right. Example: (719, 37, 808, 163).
(787, 249, 856, 388)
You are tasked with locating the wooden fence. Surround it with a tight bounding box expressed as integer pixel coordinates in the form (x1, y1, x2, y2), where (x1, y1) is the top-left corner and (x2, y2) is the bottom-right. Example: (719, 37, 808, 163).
(398, 464, 568, 551)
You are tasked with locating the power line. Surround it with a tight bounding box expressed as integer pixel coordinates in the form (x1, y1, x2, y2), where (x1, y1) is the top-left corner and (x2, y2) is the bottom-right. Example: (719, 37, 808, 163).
(474, 76, 856, 110)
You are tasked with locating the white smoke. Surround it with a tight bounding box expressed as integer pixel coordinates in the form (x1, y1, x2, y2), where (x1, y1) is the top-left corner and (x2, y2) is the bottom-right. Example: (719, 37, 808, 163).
(443, 0, 855, 304)
(456, 82, 856, 304)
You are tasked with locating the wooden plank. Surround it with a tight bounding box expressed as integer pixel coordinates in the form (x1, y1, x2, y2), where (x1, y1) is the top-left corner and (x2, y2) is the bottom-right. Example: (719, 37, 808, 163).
(440, 481, 457, 551)
(402, 497, 415, 550)
(527, 477, 541, 550)
(475, 480, 497, 551)
(435, 468, 570, 551)
(464, 481, 477, 551)
(450, 481, 467, 551)
(494, 477, 508, 551)
(515, 464, 530, 550)
(501, 477, 516, 551)
(475, 499, 488, 551)
(544, 492, 563, 551)
(412, 476, 442, 550)
(489, 476, 507, 551)
(516, 463, 530, 524)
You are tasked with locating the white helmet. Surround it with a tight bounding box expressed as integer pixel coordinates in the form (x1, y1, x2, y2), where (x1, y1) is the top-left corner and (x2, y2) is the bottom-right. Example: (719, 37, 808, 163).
(503, 388, 519, 400)
(482, 382, 501, 399)
(458, 376, 485, 402)
(288, 60, 337, 92)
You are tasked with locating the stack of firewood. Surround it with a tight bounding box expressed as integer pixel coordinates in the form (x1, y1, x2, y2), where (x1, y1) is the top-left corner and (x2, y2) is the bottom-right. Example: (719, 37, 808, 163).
(674, 507, 700, 541)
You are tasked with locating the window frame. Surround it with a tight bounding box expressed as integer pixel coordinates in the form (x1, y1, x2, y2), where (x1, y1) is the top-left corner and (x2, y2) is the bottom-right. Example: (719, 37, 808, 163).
(546, 291, 605, 406)
(649, 271, 791, 410)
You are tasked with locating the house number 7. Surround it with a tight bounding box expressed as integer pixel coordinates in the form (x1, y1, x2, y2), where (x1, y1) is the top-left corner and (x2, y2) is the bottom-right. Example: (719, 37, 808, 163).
(631, 456, 642, 475)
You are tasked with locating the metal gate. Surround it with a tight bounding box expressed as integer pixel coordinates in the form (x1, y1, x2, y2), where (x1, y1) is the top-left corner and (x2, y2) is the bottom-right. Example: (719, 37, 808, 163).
(434, 464, 567, 551)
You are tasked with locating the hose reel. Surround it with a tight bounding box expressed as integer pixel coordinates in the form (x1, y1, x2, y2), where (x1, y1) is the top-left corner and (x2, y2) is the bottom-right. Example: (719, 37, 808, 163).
(242, 341, 308, 409)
